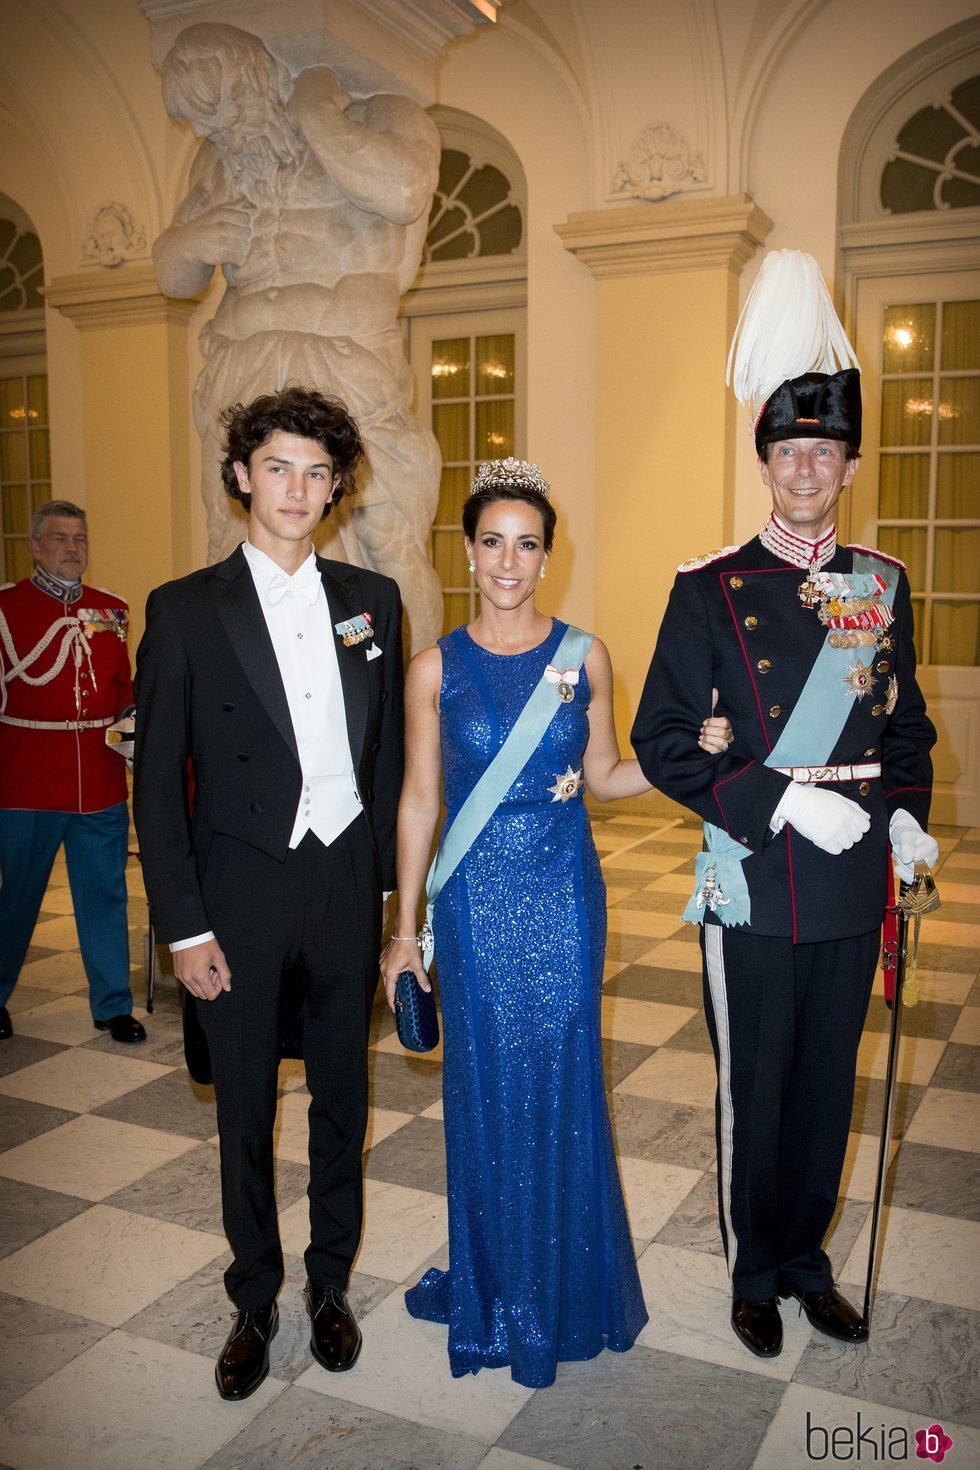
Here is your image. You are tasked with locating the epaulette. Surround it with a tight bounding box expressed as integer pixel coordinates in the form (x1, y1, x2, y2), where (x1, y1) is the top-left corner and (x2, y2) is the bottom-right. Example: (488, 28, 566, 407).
(677, 545, 741, 574)
(94, 585, 129, 606)
(847, 543, 906, 570)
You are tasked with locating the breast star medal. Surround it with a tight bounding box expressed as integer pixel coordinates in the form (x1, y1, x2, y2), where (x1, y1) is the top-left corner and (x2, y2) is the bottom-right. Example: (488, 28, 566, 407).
(548, 767, 584, 802)
(843, 660, 877, 700)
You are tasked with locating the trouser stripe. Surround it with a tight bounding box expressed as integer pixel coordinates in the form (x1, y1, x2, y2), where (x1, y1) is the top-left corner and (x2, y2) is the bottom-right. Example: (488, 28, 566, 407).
(704, 924, 737, 1279)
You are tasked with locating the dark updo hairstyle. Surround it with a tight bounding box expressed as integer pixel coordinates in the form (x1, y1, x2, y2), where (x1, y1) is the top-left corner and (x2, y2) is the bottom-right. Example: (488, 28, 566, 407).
(220, 385, 365, 518)
(462, 460, 556, 552)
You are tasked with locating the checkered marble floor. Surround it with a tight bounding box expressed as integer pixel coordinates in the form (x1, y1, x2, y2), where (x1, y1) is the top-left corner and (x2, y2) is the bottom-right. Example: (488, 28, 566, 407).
(1, 806, 978, 1470)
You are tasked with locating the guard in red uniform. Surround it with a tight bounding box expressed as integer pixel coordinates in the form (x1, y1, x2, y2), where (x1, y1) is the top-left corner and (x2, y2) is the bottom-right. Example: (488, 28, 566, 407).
(0, 500, 144, 1043)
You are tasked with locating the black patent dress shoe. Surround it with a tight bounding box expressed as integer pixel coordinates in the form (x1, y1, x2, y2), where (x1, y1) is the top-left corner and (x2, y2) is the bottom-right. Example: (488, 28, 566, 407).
(731, 1297, 783, 1357)
(0, 1007, 11, 1040)
(215, 1302, 279, 1400)
(788, 1288, 868, 1342)
(94, 1014, 146, 1044)
(305, 1280, 362, 1372)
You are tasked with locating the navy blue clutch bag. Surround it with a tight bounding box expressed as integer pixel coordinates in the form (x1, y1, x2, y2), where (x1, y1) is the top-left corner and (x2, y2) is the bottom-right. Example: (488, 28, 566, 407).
(394, 970, 439, 1053)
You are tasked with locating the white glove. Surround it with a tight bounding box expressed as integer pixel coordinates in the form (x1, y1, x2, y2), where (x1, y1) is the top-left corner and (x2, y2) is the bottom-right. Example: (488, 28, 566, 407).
(889, 808, 939, 882)
(772, 782, 871, 855)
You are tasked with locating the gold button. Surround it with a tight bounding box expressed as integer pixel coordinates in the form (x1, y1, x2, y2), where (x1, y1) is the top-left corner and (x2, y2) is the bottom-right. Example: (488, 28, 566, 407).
(859, 781, 870, 796)
(730, 577, 743, 590)
(872, 704, 884, 716)
(864, 747, 876, 757)
(757, 659, 771, 673)
(877, 661, 890, 673)
(744, 616, 758, 630)
(769, 705, 782, 718)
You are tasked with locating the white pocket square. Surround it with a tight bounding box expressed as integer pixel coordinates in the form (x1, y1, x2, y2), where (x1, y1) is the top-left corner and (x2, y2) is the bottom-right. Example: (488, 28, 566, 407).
(366, 643, 383, 661)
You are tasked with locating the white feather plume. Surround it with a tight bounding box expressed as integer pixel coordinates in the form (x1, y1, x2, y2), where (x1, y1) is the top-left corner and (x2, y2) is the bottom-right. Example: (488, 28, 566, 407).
(726, 250, 860, 421)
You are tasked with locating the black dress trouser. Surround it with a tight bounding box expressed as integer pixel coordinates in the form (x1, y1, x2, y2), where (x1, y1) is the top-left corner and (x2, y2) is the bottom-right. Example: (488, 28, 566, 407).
(197, 816, 381, 1308)
(700, 920, 879, 1301)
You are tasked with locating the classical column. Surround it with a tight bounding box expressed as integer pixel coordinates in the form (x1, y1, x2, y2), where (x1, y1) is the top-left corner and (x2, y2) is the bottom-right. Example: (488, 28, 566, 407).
(557, 195, 772, 756)
(43, 264, 197, 642)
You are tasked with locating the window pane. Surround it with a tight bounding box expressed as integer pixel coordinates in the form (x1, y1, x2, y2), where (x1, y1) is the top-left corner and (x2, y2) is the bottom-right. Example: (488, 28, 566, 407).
(931, 601, 980, 666)
(436, 466, 469, 527)
(938, 378, 980, 446)
(936, 453, 980, 517)
(442, 592, 470, 637)
(27, 374, 48, 424)
(0, 378, 25, 422)
(431, 528, 468, 586)
(7, 537, 33, 580)
(0, 432, 27, 480)
(934, 529, 980, 594)
(476, 334, 514, 395)
(878, 454, 929, 518)
(30, 482, 51, 514)
(882, 304, 935, 373)
(878, 526, 927, 590)
(2, 483, 29, 534)
(942, 301, 980, 370)
(911, 597, 926, 661)
(432, 403, 470, 462)
(881, 380, 933, 446)
(29, 430, 49, 479)
(431, 339, 470, 400)
(476, 399, 514, 459)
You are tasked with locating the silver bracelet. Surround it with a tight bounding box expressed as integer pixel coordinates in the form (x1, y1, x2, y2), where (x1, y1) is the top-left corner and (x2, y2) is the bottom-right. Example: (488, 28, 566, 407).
(391, 934, 420, 943)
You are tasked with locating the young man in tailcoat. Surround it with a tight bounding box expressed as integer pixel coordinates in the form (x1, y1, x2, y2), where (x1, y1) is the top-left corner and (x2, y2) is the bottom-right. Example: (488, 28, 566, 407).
(134, 386, 403, 1398)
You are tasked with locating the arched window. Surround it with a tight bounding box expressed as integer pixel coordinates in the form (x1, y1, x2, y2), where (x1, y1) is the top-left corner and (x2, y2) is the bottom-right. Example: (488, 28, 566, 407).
(879, 74, 980, 214)
(0, 195, 49, 583)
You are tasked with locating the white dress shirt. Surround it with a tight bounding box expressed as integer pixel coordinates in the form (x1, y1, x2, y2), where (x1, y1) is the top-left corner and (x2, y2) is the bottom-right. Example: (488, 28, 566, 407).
(171, 540, 362, 952)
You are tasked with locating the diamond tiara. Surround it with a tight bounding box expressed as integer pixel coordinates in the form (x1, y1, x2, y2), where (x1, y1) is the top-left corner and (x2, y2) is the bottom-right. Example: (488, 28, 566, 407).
(470, 457, 551, 500)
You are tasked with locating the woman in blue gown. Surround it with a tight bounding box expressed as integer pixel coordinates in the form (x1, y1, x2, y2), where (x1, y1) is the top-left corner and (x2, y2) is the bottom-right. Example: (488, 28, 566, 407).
(382, 460, 731, 1388)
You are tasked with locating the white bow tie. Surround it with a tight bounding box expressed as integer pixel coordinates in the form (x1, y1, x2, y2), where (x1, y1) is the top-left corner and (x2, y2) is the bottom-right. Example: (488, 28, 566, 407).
(264, 565, 321, 608)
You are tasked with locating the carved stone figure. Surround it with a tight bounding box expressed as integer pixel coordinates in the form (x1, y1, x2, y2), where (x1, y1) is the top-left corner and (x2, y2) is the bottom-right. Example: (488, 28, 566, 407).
(613, 123, 707, 202)
(153, 23, 443, 650)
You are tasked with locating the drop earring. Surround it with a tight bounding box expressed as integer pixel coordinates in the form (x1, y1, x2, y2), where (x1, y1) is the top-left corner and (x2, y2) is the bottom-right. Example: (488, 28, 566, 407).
(539, 566, 546, 580)
(468, 560, 476, 573)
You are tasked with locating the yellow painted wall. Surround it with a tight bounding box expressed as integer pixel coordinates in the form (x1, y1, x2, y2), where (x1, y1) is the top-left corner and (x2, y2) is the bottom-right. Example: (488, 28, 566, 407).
(594, 266, 739, 753)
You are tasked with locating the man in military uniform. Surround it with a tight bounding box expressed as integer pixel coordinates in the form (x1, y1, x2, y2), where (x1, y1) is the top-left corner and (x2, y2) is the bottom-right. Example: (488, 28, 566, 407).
(632, 252, 937, 1357)
(0, 500, 143, 1044)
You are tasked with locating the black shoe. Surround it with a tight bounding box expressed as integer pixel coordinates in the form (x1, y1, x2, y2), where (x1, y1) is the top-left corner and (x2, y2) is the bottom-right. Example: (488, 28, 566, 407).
(94, 1014, 146, 1044)
(731, 1297, 783, 1357)
(788, 1288, 868, 1343)
(0, 1007, 11, 1040)
(305, 1280, 362, 1372)
(215, 1303, 279, 1400)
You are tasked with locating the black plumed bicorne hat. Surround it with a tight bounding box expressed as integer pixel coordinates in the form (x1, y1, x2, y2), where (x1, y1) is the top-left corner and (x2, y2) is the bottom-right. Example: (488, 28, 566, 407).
(754, 367, 862, 454)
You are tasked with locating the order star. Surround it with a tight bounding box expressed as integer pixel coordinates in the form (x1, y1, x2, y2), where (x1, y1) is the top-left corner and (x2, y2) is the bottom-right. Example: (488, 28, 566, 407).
(548, 767, 584, 802)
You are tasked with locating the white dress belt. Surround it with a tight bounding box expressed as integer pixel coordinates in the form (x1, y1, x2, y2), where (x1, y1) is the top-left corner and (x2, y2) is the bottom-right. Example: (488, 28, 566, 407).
(0, 713, 115, 732)
(772, 763, 881, 784)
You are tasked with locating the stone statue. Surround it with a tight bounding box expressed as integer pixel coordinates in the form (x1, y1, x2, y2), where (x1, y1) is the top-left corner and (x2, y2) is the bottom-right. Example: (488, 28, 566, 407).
(153, 22, 444, 651)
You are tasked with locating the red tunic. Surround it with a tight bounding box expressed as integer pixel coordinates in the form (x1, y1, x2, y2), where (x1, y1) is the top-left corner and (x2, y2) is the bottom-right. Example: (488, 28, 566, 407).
(0, 575, 133, 813)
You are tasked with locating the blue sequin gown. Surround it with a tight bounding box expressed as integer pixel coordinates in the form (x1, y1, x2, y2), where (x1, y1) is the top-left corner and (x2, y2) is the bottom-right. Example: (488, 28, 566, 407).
(405, 619, 649, 1388)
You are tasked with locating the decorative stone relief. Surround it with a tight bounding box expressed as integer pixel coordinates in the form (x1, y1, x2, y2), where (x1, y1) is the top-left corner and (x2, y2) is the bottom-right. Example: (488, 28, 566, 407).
(152, 22, 444, 652)
(81, 203, 148, 267)
(612, 124, 707, 202)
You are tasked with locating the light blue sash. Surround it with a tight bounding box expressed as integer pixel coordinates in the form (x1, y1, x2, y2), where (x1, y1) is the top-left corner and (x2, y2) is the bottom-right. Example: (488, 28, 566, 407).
(684, 554, 899, 928)
(421, 625, 594, 969)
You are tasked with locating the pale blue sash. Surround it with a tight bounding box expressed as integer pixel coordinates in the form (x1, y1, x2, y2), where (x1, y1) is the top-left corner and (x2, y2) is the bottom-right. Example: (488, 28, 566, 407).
(421, 625, 594, 969)
(684, 554, 899, 927)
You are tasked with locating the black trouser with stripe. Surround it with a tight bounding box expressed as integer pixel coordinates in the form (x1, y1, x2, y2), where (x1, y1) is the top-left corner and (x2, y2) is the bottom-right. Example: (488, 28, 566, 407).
(197, 817, 381, 1308)
(700, 921, 879, 1301)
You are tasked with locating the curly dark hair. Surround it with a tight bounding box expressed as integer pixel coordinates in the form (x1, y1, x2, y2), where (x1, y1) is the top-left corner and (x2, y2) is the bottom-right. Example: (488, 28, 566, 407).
(462, 485, 556, 552)
(220, 386, 365, 518)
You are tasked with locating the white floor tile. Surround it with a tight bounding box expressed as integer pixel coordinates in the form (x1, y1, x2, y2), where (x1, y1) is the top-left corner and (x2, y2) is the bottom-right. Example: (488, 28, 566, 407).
(477, 1451, 571, 1470)
(600, 993, 695, 1045)
(600, 851, 688, 874)
(915, 969, 977, 1006)
(950, 1006, 980, 1046)
(920, 920, 980, 950)
(295, 1284, 531, 1441)
(29, 915, 93, 951)
(421, 1099, 444, 1120)
(0, 1330, 284, 1470)
(635, 938, 703, 972)
(838, 1130, 899, 1202)
(272, 1090, 311, 1166)
(615, 1049, 717, 1108)
(643, 872, 696, 896)
(942, 851, 980, 870)
(0, 1113, 199, 1201)
(854, 1030, 946, 1087)
(17, 951, 90, 993)
(373, 1028, 444, 1062)
(636, 1242, 810, 1380)
(364, 1105, 415, 1150)
(752, 1381, 980, 1470)
(904, 1087, 980, 1153)
(841, 1204, 980, 1311)
(0, 1204, 225, 1327)
(0, 1045, 172, 1112)
(13, 995, 101, 1045)
(353, 1179, 448, 1282)
(602, 959, 628, 983)
(606, 909, 682, 939)
(617, 1156, 702, 1239)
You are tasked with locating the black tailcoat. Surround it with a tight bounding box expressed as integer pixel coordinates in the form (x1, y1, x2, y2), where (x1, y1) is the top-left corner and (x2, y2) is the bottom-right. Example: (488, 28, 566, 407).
(632, 536, 935, 941)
